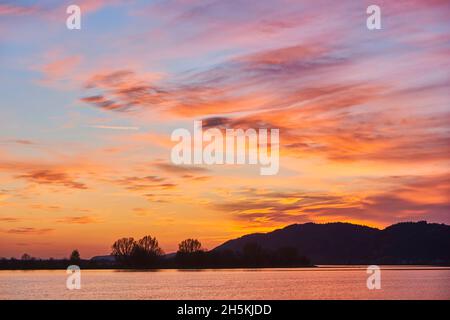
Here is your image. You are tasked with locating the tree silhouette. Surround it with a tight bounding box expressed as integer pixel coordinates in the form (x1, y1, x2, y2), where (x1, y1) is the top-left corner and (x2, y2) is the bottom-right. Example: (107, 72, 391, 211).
(178, 239, 203, 253)
(70, 249, 81, 262)
(130, 235, 164, 267)
(21, 253, 31, 261)
(176, 239, 206, 267)
(111, 237, 136, 263)
(137, 235, 163, 256)
(110, 236, 164, 267)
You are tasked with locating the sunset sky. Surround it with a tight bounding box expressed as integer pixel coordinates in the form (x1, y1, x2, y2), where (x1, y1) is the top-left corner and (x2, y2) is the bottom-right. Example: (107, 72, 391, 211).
(0, 0, 449, 258)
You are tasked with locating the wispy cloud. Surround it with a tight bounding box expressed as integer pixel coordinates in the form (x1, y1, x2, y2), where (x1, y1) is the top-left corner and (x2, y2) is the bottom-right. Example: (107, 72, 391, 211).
(214, 173, 450, 226)
(6, 227, 54, 235)
(0, 139, 34, 145)
(16, 170, 87, 190)
(115, 175, 177, 191)
(56, 216, 100, 224)
(88, 125, 140, 131)
(154, 162, 209, 174)
(0, 217, 20, 222)
(0, 3, 38, 16)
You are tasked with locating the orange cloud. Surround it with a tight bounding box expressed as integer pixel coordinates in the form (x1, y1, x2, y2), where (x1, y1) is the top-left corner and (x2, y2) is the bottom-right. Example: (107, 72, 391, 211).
(115, 175, 177, 191)
(40, 55, 82, 82)
(5, 227, 54, 235)
(56, 216, 100, 224)
(213, 173, 450, 227)
(0, 217, 20, 222)
(16, 170, 87, 190)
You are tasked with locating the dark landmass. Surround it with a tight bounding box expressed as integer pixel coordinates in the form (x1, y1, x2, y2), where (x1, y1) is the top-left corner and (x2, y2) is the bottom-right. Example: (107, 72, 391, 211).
(0, 251, 312, 270)
(215, 221, 450, 265)
(1, 221, 449, 269)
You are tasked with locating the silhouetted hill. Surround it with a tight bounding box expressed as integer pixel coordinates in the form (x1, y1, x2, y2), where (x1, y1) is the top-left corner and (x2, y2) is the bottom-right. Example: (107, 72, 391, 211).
(213, 221, 450, 264)
(90, 255, 116, 262)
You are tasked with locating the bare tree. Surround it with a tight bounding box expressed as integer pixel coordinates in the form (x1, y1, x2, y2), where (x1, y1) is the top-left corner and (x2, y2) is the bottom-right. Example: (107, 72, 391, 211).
(137, 235, 163, 256)
(70, 249, 81, 261)
(111, 237, 136, 261)
(178, 239, 203, 254)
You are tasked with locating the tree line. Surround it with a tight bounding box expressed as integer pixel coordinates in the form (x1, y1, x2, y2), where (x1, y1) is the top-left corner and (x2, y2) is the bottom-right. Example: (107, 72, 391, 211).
(110, 235, 311, 268)
(0, 236, 312, 269)
(0, 249, 85, 270)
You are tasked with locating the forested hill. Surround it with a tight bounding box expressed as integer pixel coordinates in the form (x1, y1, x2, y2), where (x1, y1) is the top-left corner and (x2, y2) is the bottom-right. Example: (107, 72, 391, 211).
(213, 221, 450, 264)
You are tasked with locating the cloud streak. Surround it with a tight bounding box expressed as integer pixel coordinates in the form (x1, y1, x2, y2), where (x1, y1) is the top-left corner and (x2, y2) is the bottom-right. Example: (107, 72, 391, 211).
(5, 227, 54, 235)
(56, 216, 100, 224)
(16, 170, 87, 190)
(213, 174, 450, 226)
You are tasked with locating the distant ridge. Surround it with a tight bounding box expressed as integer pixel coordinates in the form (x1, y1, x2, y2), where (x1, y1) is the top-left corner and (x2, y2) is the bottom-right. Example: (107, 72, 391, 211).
(213, 221, 450, 264)
(90, 255, 116, 262)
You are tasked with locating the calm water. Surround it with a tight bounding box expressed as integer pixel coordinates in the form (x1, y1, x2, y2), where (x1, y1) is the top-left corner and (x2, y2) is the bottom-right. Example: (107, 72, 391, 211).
(1, 266, 449, 300)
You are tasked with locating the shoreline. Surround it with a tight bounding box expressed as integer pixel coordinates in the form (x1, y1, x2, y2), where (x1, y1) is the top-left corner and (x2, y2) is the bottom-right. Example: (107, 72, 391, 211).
(2, 264, 450, 271)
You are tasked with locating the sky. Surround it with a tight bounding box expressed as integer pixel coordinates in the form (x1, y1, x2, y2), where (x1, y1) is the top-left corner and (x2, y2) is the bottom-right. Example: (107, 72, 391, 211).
(0, 0, 449, 258)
